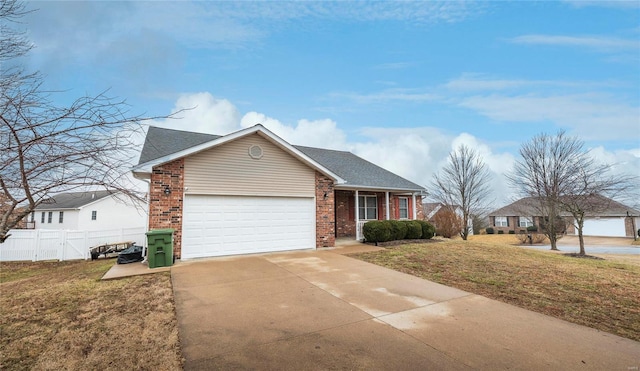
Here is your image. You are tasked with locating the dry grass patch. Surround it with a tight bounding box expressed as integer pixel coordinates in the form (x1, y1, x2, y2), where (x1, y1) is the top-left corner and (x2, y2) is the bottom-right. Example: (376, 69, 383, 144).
(0, 260, 182, 371)
(353, 240, 640, 342)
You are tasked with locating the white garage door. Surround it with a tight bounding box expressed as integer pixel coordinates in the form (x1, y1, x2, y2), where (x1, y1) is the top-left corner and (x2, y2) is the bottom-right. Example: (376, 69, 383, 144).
(182, 195, 315, 259)
(582, 218, 625, 237)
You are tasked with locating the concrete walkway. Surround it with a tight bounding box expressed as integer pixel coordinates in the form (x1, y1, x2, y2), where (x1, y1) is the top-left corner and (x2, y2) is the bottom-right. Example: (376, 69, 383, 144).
(172, 247, 640, 370)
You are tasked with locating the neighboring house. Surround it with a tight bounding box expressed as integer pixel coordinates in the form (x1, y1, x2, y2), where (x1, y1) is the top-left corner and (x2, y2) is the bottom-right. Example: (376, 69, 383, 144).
(32, 191, 146, 231)
(132, 125, 426, 260)
(423, 202, 473, 235)
(0, 193, 33, 229)
(488, 195, 640, 237)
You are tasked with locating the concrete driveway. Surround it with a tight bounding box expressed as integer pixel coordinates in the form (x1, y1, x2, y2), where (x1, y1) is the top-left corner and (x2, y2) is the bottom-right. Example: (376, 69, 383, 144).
(172, 247, 640, 370)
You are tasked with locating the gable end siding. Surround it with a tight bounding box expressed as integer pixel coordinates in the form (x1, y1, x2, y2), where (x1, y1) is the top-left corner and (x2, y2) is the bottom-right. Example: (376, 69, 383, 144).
(184, 134, 315, 197)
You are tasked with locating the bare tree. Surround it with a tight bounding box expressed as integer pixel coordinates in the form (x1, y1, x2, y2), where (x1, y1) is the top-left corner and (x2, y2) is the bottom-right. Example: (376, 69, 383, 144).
(430, 144, 493, 240)
(508, 131, 636, 255)
(507, 132, 578, 250)
(0, 0, 169, 242)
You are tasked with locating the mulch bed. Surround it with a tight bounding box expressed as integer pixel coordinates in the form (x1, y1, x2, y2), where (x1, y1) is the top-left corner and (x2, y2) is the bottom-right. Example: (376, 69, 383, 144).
(366, 239, 442, 247)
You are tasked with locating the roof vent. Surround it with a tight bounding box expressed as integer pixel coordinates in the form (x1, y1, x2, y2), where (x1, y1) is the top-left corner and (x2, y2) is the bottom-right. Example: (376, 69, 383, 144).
(249, 145, 263, 159)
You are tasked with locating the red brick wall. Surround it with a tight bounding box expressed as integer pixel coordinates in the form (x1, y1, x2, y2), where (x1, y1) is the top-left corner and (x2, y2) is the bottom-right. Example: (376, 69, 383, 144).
(315, 172, 335, 247)
(625, 216, 637, 238)
(149, 159, 184, 258)
(415, 195, 424, 220)
(335, 190, 355, 237)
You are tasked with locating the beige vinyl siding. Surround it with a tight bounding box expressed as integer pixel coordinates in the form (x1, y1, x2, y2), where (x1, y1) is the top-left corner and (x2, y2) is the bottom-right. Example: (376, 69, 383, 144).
(184, 133, 315, 197)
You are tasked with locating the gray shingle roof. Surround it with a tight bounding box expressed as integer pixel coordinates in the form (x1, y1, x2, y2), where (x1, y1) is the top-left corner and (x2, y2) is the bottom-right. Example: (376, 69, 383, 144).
(489, 195, 639, 217)
(138, 126, 220, 164)
(35, 191, 115, 210)
(293, 145, 424, 191)
(138, 126, 425, 192)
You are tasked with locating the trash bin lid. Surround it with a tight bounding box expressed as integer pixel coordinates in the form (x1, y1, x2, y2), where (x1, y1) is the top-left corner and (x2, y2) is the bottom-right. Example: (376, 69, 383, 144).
(146, 228, 175, 236)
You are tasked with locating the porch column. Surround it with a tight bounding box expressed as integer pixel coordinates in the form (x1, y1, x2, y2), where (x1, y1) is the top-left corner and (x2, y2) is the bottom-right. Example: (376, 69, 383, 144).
(385, 192, 390, 220)
(355, 190, 359, 240)
(412, 193, 417, 219)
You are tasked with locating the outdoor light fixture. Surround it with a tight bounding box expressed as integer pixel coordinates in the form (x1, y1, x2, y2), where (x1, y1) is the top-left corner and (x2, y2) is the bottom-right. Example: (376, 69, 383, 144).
(164, 186, 171, 195)
(323, 191, 329, 200)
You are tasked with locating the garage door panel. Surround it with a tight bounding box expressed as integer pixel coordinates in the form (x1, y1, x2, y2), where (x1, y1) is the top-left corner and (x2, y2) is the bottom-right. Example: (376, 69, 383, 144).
(182, 195, 315, 259)
(582, 218, 625, 237)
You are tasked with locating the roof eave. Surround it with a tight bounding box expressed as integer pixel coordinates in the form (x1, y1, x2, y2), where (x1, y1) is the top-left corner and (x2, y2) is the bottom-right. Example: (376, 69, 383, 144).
(335, 184, 425, 193)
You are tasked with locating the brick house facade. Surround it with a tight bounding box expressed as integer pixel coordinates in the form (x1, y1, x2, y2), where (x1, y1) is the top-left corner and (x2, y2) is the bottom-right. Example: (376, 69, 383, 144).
(135, 125, 427, 260)
(488, 196, 640, 238)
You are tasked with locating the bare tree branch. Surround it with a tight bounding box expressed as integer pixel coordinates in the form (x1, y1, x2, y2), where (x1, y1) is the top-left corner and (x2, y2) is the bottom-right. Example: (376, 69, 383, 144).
(429, 144, 493, 240)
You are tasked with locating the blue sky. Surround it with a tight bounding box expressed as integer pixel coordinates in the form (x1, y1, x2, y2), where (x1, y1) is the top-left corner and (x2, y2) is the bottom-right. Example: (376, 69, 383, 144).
(21, 1, 640, 206)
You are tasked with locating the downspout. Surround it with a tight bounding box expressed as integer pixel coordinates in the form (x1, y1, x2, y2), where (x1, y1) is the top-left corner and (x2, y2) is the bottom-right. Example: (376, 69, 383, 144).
(355, 190, 359, 240)
(142, 179, 151, 263)
(385, 192, 390, 220)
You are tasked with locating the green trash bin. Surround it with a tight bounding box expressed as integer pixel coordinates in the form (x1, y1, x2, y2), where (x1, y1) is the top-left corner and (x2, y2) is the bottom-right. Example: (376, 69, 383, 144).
(146, 229, 174, 268)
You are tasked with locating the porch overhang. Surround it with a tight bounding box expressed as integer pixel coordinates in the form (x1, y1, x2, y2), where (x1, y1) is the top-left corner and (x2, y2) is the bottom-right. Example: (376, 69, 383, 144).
(334, 184, 424, 194)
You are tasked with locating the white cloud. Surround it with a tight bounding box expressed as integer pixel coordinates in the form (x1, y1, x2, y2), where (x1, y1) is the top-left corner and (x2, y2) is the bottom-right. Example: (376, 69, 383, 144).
(442, 74, 621, 92)
(562, 0, 640, 9)
(168, 92, 241, 134)
(330, 88, 440, 104)
(509, 34, 639, 52)
(458, 93, 640, 141)
(241, 112, 348, 150)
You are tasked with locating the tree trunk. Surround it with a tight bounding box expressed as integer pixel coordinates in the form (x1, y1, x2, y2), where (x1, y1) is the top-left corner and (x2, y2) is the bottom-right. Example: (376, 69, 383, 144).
(577, 217, 586, 256)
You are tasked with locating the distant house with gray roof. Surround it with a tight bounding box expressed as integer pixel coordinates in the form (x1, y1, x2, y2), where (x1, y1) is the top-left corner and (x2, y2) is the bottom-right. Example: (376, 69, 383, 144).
(132, 125, 426, 260)
(487, 195, 640, 238)
(33, 191, 146, 231)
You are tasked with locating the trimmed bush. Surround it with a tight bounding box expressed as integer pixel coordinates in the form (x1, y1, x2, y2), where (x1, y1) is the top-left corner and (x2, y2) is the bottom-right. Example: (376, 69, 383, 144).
(405, 221, 423, 239)
(508, 230, 515, 234)
(486, 227, 494, 234)
(527, 225, 538, 232)
(497, 230, 504, 234)
(415, 220, 435, 239)
(362, 220, 391, 243)
(388, 220, 408, 240)
(637, 228, 639, 238)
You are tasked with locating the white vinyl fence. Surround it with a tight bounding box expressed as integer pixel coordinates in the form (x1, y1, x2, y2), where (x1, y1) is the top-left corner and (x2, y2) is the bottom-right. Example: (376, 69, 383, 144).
(0, 227, 146, 262)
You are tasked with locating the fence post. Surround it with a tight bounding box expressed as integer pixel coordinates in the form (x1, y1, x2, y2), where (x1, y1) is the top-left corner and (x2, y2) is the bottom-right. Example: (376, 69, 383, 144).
(60, 229, 69, 261)
(84, 230, 89, 260)
(33, 229, 40, 262)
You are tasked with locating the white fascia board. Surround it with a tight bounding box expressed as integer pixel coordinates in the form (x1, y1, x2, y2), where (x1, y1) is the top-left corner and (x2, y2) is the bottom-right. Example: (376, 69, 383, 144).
(335, 184, 425, 193)
(130, 124, 345, 183)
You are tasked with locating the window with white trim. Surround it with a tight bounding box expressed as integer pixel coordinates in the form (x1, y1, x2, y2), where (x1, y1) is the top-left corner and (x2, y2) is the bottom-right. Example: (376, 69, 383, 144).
(519, 217, 533, 227)
(91, 210, 97, 221)
(495, 216, 508, 227)
(59, 211, 64, 223)
(399, 197, 409, 219)
(41, 212, 45, 223)
(47, 212, 52, 224)
(358, 195, 377, 220)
